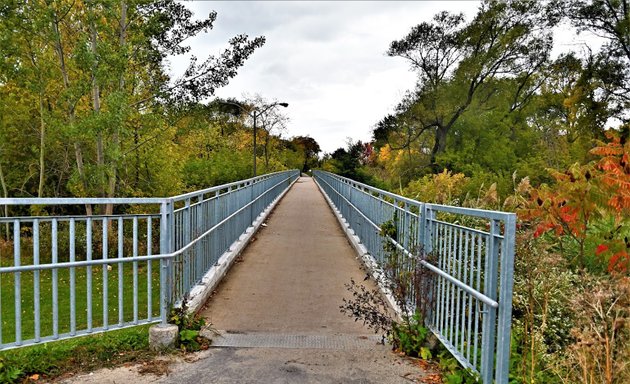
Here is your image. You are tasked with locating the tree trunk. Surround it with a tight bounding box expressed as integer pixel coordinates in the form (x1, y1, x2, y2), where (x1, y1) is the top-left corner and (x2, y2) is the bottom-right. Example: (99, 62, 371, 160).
(38, 94, 46, 198)
(90, 16, 103, 187)
(0, 153, 9, 239)
(430, 125, 448, 172)
(53, 12, 92, 215)
(134, 125, 140, 187)
(28, 49, 47, 198)
(104, 0, 127, 216)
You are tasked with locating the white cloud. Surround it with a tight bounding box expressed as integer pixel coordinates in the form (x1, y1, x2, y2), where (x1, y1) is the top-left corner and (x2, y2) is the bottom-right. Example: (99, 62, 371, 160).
(169, 1, 482, 153)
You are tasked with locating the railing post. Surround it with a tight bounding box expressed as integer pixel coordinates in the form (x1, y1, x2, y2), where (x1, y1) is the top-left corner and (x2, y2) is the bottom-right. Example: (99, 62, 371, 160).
(420, 204, 436, 325)
(249, 179, 255, 226)
(196, 194, 204, 283)
(184, 198, 191, 295)
(480, 219, 500, 383)
(420, 204, 435, 254)
(159, 199, 174, 325)
(495, 214, 516, 383)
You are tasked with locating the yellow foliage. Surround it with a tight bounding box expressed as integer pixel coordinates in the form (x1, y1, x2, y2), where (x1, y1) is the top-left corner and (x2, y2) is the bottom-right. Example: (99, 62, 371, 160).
(403, 169, 469, 204)
(378, 144, 392, 163)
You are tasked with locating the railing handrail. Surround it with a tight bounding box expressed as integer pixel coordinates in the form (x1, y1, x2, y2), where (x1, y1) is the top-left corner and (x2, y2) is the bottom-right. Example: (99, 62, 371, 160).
(171, 170, 293, 201)
(314, 170, 514, 221)
(0, 170, 295, 206)
(0, 197, 166, 205)
(313, 170, 516, 384)
(0, 170, 300, 352)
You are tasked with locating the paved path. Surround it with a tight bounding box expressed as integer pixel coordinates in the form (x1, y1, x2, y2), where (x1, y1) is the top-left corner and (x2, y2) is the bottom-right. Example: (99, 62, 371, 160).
(59, 177, 429, 383)
(199, 176, 375, 335)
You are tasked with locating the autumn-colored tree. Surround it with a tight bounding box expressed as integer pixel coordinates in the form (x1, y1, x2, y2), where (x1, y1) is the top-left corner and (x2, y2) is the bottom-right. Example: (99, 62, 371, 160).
(521, 128, 630, 273)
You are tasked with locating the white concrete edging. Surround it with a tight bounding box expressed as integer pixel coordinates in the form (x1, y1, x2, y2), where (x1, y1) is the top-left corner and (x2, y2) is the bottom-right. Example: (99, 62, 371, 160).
(312, 177, 404, 318)
(186, 176, 300, 314)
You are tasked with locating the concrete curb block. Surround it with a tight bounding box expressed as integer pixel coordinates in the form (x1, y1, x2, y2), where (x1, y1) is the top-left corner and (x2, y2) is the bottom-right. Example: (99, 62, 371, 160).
(312, 178, 403, 318)
(149, 324, 179, 350)
(186, 176, 300, 314)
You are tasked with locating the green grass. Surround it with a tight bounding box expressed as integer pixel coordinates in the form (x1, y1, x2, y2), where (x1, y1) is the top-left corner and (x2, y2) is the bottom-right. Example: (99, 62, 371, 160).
(0, 238, 161, 346)
(0, 325, 159, 383)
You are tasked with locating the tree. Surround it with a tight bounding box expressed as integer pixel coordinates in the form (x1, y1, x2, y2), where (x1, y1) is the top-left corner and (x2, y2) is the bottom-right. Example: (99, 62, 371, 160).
(0, 0, 265, 206)
(387, 0, 555, 172)
(326, 140, 375, 183)
(372, 114, 398, 150)
(241, 95, 290, 171)
(563, 0, 630, 122)
(291, 136, 321, 172)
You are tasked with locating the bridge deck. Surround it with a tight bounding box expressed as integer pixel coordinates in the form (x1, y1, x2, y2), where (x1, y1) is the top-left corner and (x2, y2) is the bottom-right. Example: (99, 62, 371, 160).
(200, 176, 374, 336)
(62, 177, 430, 383)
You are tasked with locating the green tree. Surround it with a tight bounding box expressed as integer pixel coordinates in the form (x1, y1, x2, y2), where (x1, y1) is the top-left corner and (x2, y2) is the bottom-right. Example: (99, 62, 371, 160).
(387, 0, 555, 172)
(291, 136, 321, 172)
(563, 0, 630, 120)
(0, 0, 265, 204)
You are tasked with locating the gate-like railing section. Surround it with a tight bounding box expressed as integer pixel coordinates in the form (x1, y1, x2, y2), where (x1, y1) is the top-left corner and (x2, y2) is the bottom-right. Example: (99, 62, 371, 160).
(313, 170, 516, 384)
(0, 170, 299, 351)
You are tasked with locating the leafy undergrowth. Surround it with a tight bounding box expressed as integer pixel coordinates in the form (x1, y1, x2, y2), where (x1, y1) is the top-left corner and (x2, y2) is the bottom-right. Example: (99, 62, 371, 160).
(169, 298, 212, 353)
(0, 326, 160, 383)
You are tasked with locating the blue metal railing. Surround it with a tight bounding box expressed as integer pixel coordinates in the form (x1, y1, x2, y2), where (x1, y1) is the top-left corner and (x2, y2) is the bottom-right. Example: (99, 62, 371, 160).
(0, 170, 299, 350)
(313, 170, 516, 384)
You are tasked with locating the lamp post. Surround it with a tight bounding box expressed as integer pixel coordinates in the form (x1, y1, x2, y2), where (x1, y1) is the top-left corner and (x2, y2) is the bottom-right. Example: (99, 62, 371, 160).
(220, 101, 289, 177)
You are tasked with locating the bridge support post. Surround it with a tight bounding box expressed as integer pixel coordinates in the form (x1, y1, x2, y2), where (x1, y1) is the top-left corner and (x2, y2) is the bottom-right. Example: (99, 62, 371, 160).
(149, 324, 179, 351)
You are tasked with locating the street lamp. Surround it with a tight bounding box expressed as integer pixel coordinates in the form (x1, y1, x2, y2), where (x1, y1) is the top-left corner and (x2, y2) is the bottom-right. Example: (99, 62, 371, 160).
(219, 101, 289, 177)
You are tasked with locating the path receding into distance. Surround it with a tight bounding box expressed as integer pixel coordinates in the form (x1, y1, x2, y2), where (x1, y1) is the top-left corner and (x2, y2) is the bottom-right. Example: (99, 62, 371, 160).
(199, 175, 378, 335)
(60, 177, 430, 384)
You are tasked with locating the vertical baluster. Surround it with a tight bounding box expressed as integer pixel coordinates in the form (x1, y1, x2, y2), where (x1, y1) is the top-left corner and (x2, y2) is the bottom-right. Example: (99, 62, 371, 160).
(447, 225, 455, 343)
(33, 219, 40, 342)
(133, 216, 138, 324)
(147, 216, 152, 321)
(87, 217, 93, 332)
(69, 218, 76, 336)
(456, 228, 463, 353)
(464, 231, 472, 361)
(102, 217, 109, 330)
(52, 218, 58, 339)
(184, 199, 190, 295)
(118, 217, 124, 326)
(0, 227, 2, 346)
(442, 223, 449, 334)
(197, 195, 203, 282)
(473, 234, 482, 368)
(14, 220, 21, 345)
(437, 223, 445, 334)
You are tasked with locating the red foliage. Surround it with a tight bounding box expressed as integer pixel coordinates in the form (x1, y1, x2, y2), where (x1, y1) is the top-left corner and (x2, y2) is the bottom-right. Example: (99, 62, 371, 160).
(596, 244, 609, 256)
(521, 129, 630, 273)
(608, 251, 630, 273)
(591, 130, 630, 214)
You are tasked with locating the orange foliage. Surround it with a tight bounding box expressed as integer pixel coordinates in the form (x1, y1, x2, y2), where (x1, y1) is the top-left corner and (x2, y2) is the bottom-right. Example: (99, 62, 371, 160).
(521, 128, 630, 273)
(590, 129, 630, 214)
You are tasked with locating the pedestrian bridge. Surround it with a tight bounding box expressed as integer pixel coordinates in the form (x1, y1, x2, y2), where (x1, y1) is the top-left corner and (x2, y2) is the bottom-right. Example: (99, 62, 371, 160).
(0, 170, 515, 383)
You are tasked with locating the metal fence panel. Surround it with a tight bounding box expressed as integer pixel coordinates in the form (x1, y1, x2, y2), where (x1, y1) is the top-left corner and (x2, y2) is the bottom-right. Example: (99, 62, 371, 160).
(0, 170, 299, 351)
(168, 170, 299, 303)
(0, 209, 165, 350)
(313, 170, 516, 384)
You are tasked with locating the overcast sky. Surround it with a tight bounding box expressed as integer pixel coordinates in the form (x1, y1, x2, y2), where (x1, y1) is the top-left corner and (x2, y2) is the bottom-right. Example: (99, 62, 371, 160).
(170, 1, 598, 154)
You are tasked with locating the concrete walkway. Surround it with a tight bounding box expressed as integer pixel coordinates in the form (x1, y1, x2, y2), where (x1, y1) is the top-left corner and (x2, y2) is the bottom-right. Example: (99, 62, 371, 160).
(59, 177, 429, 383)
(199, 176, 375, 335)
